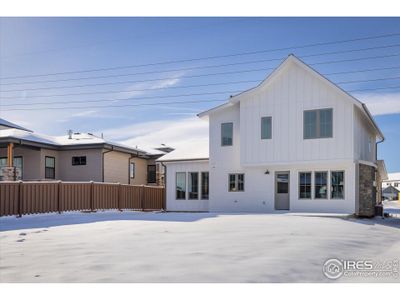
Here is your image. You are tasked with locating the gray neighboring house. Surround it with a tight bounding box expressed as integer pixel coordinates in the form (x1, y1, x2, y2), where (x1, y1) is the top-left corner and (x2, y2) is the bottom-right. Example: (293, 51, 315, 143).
(0, 118, 170, 185)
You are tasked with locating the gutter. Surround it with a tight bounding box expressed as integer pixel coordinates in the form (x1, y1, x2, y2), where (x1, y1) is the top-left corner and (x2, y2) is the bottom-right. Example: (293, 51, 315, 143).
(128, 150, 141, 185)
(102, 147, 114, 182)
(160, 161, 167, 211)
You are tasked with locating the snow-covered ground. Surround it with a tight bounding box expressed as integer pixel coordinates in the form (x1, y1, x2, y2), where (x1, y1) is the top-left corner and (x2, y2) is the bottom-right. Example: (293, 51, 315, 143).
(0, 211, 399, 283)
(383, 200, 400, 216)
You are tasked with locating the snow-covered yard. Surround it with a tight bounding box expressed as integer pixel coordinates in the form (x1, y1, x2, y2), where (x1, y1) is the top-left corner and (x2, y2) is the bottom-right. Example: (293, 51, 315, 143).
(0, 211, 399, 283)
(384, 200, 400, 217)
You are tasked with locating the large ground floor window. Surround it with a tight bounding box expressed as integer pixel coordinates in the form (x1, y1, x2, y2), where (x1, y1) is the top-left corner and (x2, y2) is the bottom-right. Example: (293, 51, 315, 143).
(0, 156, 23, 179)
(298, 170, 344, 200)
(176, 171, 209, 200)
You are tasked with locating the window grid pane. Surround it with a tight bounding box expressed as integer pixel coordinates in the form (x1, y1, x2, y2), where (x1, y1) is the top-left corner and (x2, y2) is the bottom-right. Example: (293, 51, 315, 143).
(176, 172, 186, 200)
(319, 109, 333, 138)
(299, 172, 312, 198)
(188, 172, 199, 199)
(304, 111, 317, 139)
(201, 172, 209, 200)
(229, 174, 236, 191)
(45, 157, 55, 168)
(237, 174, 245, 191)
(331, 171, 344, 199)
(315, 172, 328, 199)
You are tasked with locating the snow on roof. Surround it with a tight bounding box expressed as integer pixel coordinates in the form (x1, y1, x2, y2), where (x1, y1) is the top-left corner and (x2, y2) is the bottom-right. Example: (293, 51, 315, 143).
(0, 129, 148, 154)
(0, 128, 59, 146)
(0, 118, 32, 132)
(385, 172, 400, 181)
(157, 139, 209, 162)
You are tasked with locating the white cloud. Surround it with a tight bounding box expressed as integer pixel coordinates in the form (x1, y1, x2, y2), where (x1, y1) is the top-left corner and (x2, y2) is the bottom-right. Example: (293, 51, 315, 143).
(355, 92, 400, 116)
(115, 71, 185, 99)
(98, 117, 208, 151)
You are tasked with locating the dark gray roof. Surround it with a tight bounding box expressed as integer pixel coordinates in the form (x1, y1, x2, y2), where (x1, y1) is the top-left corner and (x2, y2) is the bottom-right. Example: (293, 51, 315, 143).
(0, 118, 32, 132)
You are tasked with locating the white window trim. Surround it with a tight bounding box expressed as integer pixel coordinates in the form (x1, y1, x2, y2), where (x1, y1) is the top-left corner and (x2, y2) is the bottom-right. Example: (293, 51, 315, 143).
(298, 171, 313, 200)
(228, 173, 245, 192)
(330, 170, 345, 200)
(297, 170, 345, 200)
(188, 172, 199, 200)
(176, 172, 187, 200)
(303, 108, 334, 139)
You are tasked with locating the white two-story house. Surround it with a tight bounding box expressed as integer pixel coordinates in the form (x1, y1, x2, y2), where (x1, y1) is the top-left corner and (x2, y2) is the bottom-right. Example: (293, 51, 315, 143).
(158, 54, 387, 217)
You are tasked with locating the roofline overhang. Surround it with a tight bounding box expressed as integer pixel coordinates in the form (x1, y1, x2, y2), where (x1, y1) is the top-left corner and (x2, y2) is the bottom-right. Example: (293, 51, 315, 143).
(0, 137, 150, 156)
(157, 157, 209, 163)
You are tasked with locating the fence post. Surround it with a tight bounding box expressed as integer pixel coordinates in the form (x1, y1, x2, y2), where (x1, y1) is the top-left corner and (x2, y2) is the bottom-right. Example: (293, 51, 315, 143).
(17, 180, 22, 218)
(57, 180, 62, 214)
(90, 181, 94, 212)
(140, 185, 145, 211)
(118, 182, 122, 211)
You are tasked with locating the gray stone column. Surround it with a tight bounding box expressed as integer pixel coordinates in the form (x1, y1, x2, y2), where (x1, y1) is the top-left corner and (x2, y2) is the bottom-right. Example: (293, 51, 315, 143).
(357, 163, 377, 217)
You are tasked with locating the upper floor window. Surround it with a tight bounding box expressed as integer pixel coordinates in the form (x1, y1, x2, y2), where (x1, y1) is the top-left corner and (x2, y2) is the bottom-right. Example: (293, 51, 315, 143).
(261, 116, 272, 139)
(304, 108, 333, 139)
(72, 156, 86, 166)
(45, 156, 55, 179)
(221, 122, 233, 146)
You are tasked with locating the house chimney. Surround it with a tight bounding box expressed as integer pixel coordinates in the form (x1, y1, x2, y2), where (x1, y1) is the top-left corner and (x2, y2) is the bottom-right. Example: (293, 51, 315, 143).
(101, 133, 104, 139)
(68, 129, 73, 139)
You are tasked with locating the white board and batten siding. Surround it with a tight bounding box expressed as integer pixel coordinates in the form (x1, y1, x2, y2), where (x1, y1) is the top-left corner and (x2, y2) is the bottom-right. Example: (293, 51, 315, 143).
(164, 160, 209, 212)
(353, 107, 376, 163)
(238, 60, 354, 166)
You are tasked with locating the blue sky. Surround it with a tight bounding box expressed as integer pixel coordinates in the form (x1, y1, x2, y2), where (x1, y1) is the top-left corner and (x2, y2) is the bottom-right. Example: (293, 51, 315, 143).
(0, 17, 399, 172)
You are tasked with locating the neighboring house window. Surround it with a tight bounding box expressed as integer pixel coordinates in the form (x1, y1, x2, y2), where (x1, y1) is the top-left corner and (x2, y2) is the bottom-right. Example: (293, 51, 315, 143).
(188, 172, 199, 200)
(130, 162, 135, 179)
(395, 183, 399, 188)
(331, 171, 344, 199)
(176, 172, 186, 200)
(261, 116, 272, 139)
(201, 172, 209, 200)
(303, 108, 333, 139)
(147, 165, 156, 183)
(0, 156, 23, 179)
(229, 173, 244, 192)
(221, 122, 233, 146)
(299, 172, 312, 199)
(314, 171, 328, 199)
(45, 156, 55, 179)
(72, 156, 86, 166)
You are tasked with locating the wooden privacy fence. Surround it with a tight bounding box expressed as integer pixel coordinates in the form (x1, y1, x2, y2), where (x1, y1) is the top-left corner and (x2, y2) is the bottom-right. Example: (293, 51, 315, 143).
(0, 181, 165, 217)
